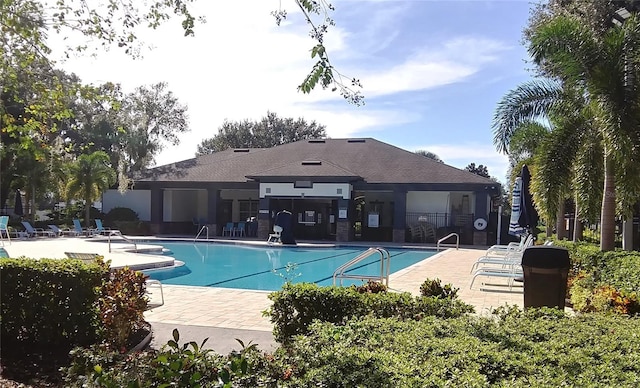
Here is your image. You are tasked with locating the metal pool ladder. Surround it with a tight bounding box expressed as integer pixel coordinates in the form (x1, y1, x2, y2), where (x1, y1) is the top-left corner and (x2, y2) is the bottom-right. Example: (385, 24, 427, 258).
(194, 225, 209, 241)
(107, 231, 138, 253)
(437, 232, 459, 251)
(332, 247, 391, 287)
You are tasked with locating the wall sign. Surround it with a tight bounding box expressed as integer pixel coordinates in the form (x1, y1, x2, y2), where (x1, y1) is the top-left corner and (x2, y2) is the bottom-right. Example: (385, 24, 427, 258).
(368, 212, 379, 228)
(338, 208, 347, 219)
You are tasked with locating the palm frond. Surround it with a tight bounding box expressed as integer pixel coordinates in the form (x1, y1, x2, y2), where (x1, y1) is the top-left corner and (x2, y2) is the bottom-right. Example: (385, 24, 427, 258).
(492, 79, 563, 153)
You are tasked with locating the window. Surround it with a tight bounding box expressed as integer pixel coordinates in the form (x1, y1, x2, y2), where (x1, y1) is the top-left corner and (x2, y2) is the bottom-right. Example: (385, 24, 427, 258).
(239, 200, 258, 221)
(294, 180, 313, 188)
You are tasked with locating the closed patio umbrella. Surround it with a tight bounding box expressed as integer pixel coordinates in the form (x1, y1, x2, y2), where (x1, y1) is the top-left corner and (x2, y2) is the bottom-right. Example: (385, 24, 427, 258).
(508, 177, 525, 237)
(14, 190, 23, 217)
(518, 164, 539, 236)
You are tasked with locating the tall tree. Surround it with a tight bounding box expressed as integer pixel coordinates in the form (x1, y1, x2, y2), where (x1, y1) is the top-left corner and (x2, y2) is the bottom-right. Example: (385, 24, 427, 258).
(197, 112, 326, 154)
(67, 82, 189, 189)
(464, 163, 490, 178)
(65, 151, 116, 227)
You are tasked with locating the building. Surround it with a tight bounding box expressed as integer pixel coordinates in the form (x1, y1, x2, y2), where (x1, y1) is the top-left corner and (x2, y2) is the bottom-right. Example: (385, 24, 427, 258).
(103, 138, 501, 244)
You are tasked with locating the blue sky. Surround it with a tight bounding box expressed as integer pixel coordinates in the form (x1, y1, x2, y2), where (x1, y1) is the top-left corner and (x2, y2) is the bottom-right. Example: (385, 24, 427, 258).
(59, 0, 537, 184)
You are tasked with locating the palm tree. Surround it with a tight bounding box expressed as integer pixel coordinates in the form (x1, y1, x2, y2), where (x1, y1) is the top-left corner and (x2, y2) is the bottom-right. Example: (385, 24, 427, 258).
(66, 151, 116, 227)
(528, 13, 640, 251)
(493, 80, 590, 240)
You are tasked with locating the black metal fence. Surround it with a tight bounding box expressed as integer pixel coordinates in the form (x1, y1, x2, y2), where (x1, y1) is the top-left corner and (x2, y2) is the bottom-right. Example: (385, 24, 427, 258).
(405, 212, 475, 243)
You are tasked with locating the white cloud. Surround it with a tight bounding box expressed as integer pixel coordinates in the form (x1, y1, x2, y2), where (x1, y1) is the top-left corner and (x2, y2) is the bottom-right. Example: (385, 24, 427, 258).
(48, 1, 513, 171)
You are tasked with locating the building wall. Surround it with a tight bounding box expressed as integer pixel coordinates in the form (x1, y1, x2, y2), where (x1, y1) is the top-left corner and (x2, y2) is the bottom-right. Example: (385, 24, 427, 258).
(103, 190, 151, 221)
(260, 183, 351, 199)
(164, 190, 202, 222)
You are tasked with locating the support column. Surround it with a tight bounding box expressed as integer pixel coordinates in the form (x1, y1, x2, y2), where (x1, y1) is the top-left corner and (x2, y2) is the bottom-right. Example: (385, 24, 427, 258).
(336, 198, 351, 242)
(257, 197, 271, 239)
(150, 187, 164, 234)
(207, 188, 219, 236)
(473, 191, 489, 246)
(392, 190, 407, 243)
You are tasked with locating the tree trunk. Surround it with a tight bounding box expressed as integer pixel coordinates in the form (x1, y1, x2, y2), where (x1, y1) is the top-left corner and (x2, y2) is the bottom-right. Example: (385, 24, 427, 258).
(85, 197, 92, 228)
(573, 200, 583, 242)
(556, 198, 566, 240)
(30, 183, 36, 222)
(600, 151, 616, 251)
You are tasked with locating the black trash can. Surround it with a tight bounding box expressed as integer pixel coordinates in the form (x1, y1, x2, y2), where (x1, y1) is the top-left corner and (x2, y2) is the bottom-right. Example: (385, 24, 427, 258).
(521, 246, 570, 309)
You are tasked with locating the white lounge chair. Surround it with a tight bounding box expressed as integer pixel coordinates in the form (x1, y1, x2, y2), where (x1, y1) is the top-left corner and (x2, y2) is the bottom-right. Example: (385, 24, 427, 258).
(484, 234, 533, 257)
(268, 225, 282, 244)
(470, 234, 534, 273)
(21, 221, 56, 238)
(470, 257, 524, 291)
(49, 224, 82, 237)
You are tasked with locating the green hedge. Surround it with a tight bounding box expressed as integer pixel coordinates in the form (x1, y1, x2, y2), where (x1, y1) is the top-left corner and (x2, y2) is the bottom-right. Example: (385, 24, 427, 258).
(600, 251, 640, 294)
(266, 283, 474, 343)
(0, 258, 108, 353)
(279, 311, 640, 387)
(64, 309, 640, 387)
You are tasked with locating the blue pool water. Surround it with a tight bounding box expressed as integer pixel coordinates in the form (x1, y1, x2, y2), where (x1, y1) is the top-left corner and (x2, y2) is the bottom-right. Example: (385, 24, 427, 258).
(144, 242, 437, 291)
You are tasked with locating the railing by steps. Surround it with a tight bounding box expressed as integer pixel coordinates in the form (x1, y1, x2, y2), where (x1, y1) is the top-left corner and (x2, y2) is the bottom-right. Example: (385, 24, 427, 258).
(333, 247, 391, 287)
(194, 225, 209, 242)
(107, 230, 138, 253)
(437, 233, 459, 251)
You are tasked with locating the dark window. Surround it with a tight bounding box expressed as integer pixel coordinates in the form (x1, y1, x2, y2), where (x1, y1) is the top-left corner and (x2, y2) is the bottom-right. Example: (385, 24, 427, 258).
(239, 200, 259, 221)
(294, 180, 313, 188)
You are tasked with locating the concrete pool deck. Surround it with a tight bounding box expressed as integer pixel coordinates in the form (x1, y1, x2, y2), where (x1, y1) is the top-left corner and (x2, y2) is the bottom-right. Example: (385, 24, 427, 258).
(2, 237, 524, 352)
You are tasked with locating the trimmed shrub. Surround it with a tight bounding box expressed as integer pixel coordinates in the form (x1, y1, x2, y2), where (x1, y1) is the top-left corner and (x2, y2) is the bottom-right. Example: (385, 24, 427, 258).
(0, 258, 108, 354)
(61, 310, 640, 387)
(419, 277, 459, 299)
(114, 220, 150, 235)
(105, 206, 139, 223)
(265, 283, 474, 343)
(600, 251, 640, 294)
(99, 266, 149, 351)
(277, 311, 640, 387)
(353, 280, 388, 293)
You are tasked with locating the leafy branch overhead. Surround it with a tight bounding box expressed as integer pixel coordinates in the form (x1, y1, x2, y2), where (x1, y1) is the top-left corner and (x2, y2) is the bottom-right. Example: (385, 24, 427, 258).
(273, 0, 364, 105)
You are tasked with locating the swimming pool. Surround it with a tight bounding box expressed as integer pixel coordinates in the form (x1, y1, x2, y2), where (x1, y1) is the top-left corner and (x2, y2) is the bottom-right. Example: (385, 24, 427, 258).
(144, 242, 437, 291)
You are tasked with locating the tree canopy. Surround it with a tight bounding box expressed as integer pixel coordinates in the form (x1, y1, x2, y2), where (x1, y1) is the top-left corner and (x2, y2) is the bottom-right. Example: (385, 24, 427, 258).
(414, 150, 443, 163)
(464, 163, 490, 178)
(197, 112, 327, 154)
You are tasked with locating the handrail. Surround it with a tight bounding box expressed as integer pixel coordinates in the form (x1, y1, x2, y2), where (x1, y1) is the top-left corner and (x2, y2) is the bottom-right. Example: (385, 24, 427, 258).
(108, 231, 137, 253)
(333, 247, 391, 287)
(437, 232, 459, 251)
(194, 225, 209, 242)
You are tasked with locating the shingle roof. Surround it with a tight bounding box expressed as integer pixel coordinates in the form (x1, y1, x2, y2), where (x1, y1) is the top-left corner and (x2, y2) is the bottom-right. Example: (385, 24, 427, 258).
(138, 138, 496, 185)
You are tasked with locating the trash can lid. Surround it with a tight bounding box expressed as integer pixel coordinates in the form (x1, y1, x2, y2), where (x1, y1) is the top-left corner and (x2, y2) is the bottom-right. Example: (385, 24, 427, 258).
(521, 246, 570, 268)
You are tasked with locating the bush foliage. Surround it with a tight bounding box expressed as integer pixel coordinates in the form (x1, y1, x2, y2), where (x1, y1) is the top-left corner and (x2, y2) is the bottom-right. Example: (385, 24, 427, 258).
(276, 310, 640, 387)
(551, 240, 640, 314)
(63, 309, 640, 387)
(265, 283, 474, 343)
(0, 258, 108, 354)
